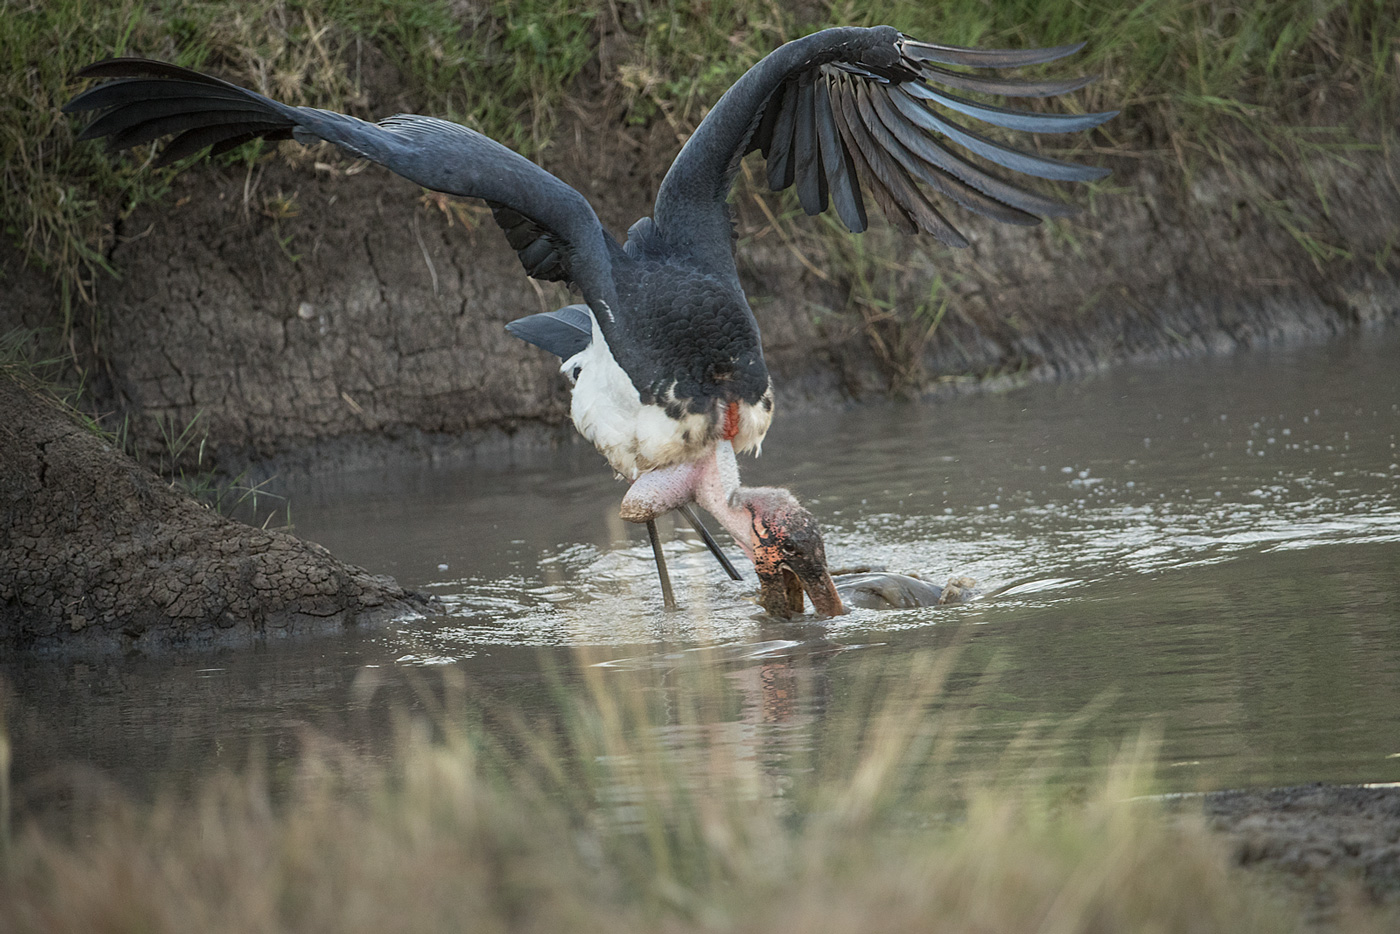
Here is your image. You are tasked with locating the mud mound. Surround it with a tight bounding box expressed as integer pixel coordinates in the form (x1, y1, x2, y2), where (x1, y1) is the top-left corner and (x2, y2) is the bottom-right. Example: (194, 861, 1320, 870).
(0, 374, 435, 654)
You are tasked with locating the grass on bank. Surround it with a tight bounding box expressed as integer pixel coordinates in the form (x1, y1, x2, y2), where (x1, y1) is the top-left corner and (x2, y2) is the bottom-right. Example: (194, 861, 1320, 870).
(2, 0, 1396, 390)
(2, 651, 1376, 934)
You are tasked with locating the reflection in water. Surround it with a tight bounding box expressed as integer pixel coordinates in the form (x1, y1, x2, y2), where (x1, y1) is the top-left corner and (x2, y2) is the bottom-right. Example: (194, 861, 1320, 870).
(4, 333, 1400, 810)
(587, 624, 849, 827)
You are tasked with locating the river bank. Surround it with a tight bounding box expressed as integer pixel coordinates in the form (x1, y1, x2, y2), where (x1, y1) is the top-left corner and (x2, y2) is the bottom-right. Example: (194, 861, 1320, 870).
(2, 1, 1396, 475)
(4, 135, 1394, 477)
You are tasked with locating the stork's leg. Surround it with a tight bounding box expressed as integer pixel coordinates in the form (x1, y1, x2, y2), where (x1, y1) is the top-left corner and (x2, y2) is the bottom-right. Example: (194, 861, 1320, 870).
(646, 519, 677, 609)
(680, 505, 743, 581)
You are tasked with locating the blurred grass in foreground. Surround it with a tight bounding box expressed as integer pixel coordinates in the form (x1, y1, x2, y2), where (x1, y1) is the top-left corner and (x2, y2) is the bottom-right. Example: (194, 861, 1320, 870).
(3, 650, 1389, 933)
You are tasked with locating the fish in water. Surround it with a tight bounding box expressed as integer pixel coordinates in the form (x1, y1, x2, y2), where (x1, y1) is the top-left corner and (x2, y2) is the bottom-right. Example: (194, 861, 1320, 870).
(828, 569, 978, 611)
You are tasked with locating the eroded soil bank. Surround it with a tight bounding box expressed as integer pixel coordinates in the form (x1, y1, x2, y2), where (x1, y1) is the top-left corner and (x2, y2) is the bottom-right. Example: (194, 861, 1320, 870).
(3, 106, 1397, 474)
(0, 374, 433, 655)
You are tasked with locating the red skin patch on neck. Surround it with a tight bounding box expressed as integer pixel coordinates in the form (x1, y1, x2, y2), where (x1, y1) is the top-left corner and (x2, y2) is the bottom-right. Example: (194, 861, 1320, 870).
(723, 401, 740, 441)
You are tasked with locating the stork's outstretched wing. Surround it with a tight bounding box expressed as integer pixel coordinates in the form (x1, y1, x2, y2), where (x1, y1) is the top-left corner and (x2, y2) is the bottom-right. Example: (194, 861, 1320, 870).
(65, 58, 619, 304)
(653, 26, 1115, 270)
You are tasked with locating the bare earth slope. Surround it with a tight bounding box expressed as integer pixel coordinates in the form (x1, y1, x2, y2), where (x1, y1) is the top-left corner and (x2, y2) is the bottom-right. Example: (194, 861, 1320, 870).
(4, 110, 1396, 472)
(0, 374, 433, 654)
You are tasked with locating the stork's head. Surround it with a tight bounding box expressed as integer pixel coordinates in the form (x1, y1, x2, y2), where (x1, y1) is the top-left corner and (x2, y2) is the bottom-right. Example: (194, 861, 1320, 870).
(735, 487, 847, 619)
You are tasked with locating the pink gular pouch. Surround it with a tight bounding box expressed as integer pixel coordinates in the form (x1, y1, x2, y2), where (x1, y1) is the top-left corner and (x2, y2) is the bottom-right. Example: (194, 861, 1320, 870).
(620, 442, 846, 619)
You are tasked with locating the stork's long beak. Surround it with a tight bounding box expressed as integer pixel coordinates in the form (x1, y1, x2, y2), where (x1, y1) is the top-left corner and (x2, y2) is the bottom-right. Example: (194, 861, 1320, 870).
(758, 561, 847, 618)
(788, 563, 846, 618)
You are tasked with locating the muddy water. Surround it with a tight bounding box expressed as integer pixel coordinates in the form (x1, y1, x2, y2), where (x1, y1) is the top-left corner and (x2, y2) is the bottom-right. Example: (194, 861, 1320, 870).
(5, 333, 1400, 805)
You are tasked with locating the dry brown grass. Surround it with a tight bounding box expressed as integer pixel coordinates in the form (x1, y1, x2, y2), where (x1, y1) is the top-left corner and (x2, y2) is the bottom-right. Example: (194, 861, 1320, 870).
(3, 654, 1378, 933)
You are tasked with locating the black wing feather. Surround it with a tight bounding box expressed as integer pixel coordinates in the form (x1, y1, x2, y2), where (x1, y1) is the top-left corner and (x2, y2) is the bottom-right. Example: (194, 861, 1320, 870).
(153, 122, 288, 165)
(792, 76, 827, 215)
(830, 78, 915, 236)
(64, 77, 253, 113)
(752, 82, 786, 158)
(765, 80, 800, 191)
(863, 85, 1041, 224)
(887, 88, 1109, 183)
(93, 104, 287, 151)
(812, 74, 867, 233)
(208, 128, 292, 160)
(914, 65, 1097, 99)
(906, 83, 1117, 134)
(899, 40, 1084, 69)
(850, 84, 968, 246)
(885, 87, 1078, 217)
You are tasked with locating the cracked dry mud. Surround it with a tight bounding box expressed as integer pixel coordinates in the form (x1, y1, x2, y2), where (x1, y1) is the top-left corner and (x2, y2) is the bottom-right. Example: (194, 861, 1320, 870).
(0, 374, 435, 654)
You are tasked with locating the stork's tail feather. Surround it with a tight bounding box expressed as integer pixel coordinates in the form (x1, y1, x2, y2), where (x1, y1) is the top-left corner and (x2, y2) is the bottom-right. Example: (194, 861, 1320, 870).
(64, 58, 298, 165)
(505, 304, 593, 360)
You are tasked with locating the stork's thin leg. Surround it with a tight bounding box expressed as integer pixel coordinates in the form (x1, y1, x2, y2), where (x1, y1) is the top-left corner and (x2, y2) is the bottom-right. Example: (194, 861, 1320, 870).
(680, 505, 743, 581)
(646, 519, 677, 609)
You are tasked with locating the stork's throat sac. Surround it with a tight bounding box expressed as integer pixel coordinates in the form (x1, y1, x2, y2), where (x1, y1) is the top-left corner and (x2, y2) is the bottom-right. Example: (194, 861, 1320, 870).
(619, 459, 708, 524)
(619, 440, 847, 618)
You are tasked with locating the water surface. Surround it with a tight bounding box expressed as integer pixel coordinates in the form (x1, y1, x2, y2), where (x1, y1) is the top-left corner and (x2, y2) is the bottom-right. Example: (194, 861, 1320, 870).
(5, 333, 1399, 806)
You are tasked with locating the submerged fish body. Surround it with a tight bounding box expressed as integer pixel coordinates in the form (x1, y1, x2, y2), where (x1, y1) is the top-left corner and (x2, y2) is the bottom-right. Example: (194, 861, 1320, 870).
(834, 572, 978, 610)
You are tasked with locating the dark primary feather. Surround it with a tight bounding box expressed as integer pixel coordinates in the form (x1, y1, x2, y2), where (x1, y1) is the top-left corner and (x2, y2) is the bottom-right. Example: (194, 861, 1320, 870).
(88, 103, 283, 151)
(898, 40, 1085, 69)
(812, 80, 866, 232)
(505, 305, 593, 360)
(653, 26, 1115, 270)
(66, 66, 300, 166)
(829, 77, 917, 236)
(883, 87, 1078, 217)
(914, 66, 1097, 99)
(64, 77, 253, 112)
(850, 82, 967, 245)
(764, 80, 800, 191)
(751, 81, 785, 160)
(889, 91, 1109, 183)
(174, 126, 294, 164)
(71, 56, 252, 89)
(861, 87, 1036, 225)
(905, 83, 1115, 135)
(792, 76, 827, 215)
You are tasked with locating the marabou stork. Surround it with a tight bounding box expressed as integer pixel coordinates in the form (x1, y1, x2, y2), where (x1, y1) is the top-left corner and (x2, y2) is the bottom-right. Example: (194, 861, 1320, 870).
(66, 26, 1113, 607)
